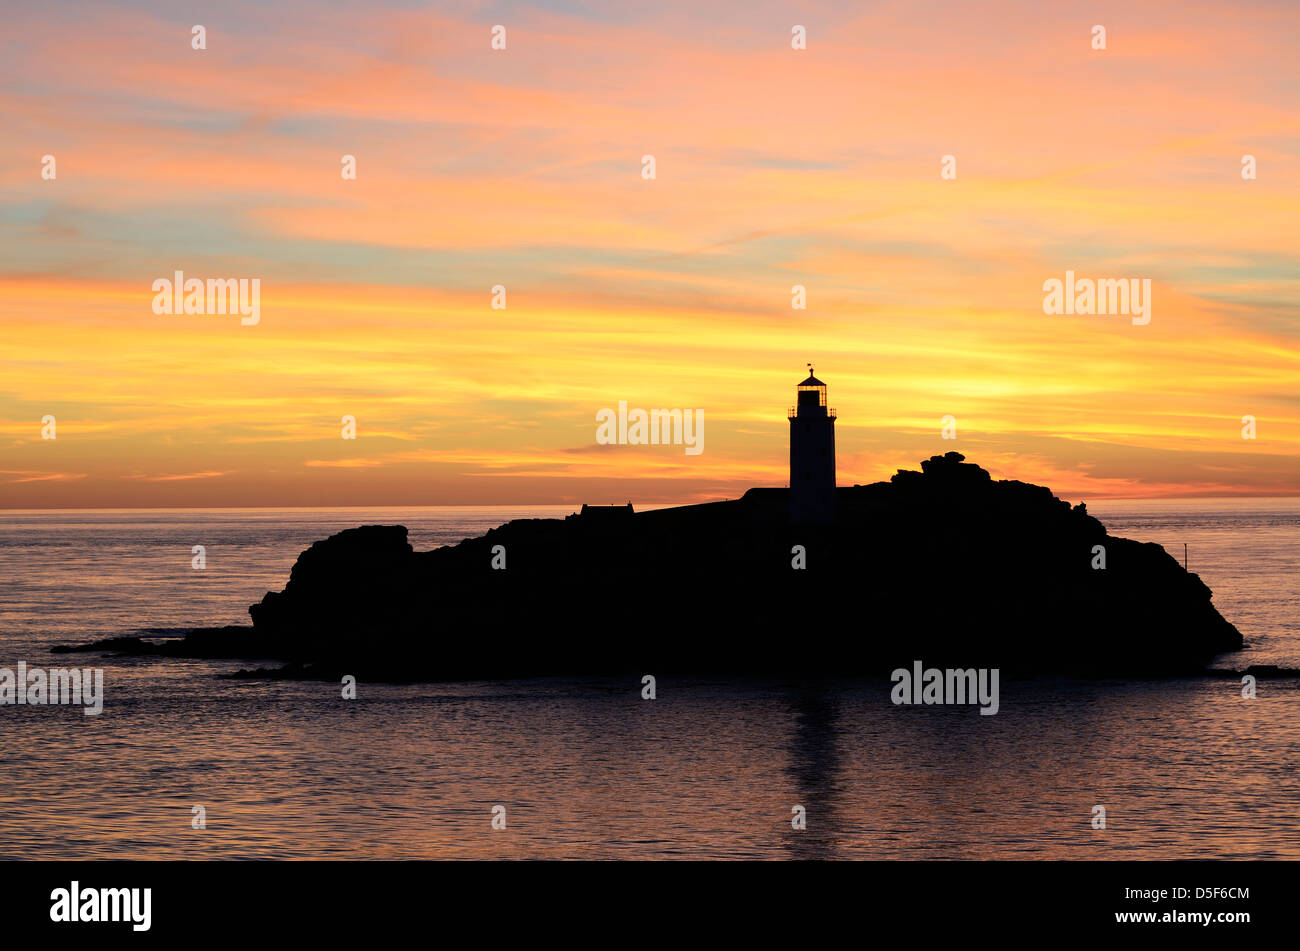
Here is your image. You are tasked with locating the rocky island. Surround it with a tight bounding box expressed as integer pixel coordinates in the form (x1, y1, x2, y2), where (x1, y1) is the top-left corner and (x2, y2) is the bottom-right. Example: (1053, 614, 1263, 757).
(54, 373, 1248, 680)
(56, 450, 1243, 681)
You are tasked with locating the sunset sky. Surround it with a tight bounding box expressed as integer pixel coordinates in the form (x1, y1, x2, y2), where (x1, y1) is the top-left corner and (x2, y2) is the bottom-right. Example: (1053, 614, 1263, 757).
(2, 0, 1297, 507)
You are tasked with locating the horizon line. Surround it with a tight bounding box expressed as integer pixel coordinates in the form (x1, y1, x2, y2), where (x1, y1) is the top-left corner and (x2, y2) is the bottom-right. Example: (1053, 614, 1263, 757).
(4, 493, 1300, 514)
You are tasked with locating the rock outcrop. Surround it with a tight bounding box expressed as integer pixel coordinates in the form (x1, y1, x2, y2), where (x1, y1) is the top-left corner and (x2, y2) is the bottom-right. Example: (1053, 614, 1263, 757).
(60, 453, 1244, 679)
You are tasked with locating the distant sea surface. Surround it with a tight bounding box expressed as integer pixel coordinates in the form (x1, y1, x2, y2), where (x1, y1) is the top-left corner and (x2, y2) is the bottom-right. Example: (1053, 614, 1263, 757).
(0, 500, 1297, 859)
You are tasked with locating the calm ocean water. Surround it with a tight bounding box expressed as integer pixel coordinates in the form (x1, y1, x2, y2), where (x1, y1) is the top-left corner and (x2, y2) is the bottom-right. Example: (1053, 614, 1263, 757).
(0, 500, 1296, 859)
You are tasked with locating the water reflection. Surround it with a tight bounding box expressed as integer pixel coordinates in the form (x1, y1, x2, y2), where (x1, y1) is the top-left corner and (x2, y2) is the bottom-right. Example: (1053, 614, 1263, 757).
(0, 671, 1297, 859)
(784, 685, 842, 859)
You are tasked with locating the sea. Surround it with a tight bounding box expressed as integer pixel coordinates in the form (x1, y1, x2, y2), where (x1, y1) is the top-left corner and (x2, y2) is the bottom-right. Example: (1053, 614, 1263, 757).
(0, 499, 1296, 859)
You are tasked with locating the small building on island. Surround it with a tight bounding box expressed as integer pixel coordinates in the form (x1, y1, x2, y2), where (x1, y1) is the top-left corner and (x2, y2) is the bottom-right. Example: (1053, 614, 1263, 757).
(572, 503, 635, 521)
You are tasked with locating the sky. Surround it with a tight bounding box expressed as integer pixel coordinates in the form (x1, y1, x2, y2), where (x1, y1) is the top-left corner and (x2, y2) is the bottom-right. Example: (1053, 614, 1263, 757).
(1, 0, 1298, 507)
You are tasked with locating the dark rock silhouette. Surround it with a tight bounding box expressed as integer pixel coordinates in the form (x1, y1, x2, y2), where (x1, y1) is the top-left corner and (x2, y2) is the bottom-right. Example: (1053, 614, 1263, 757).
(58, 453, 1243, 680)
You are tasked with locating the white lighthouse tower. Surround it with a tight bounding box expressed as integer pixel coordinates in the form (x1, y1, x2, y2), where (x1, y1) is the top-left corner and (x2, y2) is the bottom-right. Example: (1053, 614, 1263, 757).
(788, 367, 836, 524)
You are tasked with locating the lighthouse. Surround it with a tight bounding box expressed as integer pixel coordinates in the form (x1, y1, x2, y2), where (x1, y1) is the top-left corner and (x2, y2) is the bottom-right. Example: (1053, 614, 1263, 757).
(788, 367, 836, 524)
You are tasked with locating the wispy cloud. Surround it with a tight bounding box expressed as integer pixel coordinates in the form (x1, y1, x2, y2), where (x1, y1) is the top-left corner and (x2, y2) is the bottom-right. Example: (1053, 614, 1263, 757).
(1, 0, 1297, 506)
